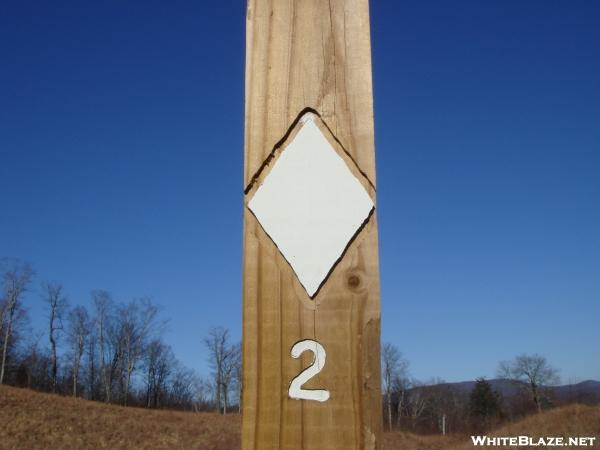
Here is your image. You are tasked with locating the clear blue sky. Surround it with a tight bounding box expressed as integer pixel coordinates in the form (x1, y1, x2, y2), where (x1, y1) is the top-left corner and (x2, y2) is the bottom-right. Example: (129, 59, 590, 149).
(1, 1, 598, 383)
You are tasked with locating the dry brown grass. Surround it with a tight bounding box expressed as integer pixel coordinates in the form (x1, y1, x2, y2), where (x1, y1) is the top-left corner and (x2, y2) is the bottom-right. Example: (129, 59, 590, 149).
(0, 385, 239, 449)
(449, 403, 600, 450)
(1, 386, 598, 449)
(384, 404, 600, 450)
(383, 431, 458, 450)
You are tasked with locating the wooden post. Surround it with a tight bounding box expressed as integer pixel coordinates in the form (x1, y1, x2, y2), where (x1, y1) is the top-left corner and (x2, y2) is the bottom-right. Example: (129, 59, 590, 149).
(242, 1, 382, 449)
(442, 413, 446, 436)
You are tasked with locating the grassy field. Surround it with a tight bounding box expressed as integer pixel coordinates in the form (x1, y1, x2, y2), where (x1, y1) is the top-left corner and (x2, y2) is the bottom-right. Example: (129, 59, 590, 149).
(1, 385, 598, 449)
(450, 403, 600, 450)
(0, 385, 239, 449)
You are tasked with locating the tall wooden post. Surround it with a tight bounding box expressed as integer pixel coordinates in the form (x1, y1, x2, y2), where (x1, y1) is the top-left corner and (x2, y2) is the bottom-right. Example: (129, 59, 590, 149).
(242, 1, 382, 449)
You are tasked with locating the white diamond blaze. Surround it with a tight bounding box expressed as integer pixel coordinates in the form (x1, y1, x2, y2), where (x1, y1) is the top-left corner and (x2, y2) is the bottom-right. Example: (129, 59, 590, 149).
(247, 114, 374, 297)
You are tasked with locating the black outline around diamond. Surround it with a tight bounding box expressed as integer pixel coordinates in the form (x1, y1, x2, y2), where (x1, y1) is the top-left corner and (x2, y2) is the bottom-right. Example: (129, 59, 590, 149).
(245, 108, 376, 299)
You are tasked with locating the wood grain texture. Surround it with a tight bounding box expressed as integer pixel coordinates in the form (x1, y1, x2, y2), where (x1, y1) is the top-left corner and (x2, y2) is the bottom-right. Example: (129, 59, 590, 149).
(242, 0, 382, 449)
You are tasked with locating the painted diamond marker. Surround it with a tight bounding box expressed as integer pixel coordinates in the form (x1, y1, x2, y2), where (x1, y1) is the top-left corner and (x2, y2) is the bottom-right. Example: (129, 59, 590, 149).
(247, 114, 374, 297)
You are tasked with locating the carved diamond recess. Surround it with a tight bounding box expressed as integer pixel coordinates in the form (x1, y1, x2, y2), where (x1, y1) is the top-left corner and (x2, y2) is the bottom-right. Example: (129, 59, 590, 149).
(247, 113, 374, 297)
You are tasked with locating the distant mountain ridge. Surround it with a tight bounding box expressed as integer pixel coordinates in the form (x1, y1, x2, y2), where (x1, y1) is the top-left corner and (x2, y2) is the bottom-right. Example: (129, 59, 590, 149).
(553, 380, 600, 402)
(413, 379, 600, 400)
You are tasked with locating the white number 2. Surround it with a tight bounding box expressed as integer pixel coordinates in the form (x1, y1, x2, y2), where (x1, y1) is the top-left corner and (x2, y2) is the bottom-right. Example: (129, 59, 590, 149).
(288, 339, 330, 402)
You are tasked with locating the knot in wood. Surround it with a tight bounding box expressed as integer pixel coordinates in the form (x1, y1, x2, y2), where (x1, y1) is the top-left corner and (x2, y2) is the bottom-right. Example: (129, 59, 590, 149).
(347, 274, 361, 289)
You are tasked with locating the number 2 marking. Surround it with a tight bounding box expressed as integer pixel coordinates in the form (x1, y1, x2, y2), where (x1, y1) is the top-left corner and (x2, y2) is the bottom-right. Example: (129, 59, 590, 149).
(288, 339, 330, 402)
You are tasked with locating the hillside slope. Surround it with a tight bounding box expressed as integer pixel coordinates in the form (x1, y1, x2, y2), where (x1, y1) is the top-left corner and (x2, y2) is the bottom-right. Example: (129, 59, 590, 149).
(0, 385, 240, 450)
(450, 403, 600, 450)
(1, 385, 598, 449)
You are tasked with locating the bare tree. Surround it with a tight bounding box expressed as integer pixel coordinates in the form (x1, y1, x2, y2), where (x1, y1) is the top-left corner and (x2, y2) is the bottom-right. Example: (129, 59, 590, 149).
(12, 330, 46, 390)
(106, 313, 126, 403)
(92, 290, 113, 402)
(221, 341, 241, 414)
(67, 305, 90, 397)
(204, 327, 238, 414)
(381, 342, 409, 431)
(498, 353, 560, 412)
(169, 363, 198, 410)
(86, 329, 98, 400)
(42, 281, 68, 392)
(193, 375, 215, 412)
(0, 298, 6, 346)
(422, 378, 453, 435)
(234, 343, 243, 413)
(118, 298, 159, 405)
(144, 338, 174, 408)
(0, 259, 33, 384)
(407, 379, 428, 429)
(0, 297, 8, 380)
(393, 371, 411, 430)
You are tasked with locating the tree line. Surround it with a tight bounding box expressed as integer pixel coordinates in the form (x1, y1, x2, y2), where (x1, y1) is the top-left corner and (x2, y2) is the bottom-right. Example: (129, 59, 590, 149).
(0, 258, 240, 413)
(380, 341, 575, 434)
(2, 257, 595, 431)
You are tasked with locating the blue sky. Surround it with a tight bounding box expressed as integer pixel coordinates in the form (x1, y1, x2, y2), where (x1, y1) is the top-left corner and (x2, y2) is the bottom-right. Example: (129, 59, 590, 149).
(1, 1, 598, 383)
